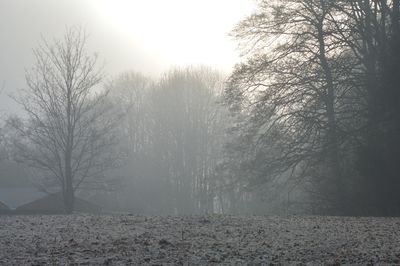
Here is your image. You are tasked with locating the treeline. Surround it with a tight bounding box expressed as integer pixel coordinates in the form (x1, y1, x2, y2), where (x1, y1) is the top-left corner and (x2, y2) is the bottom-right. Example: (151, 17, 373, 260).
(0, 27, 237, 214)
(106, 68, 229, 214)
(1, 0, 399, 216)
(0, 28, 233, 214)
(223, 0, 400, 216)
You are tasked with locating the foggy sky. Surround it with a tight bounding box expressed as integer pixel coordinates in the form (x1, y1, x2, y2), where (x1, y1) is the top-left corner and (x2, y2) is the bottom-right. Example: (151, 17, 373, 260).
(0, 0, 255, 114)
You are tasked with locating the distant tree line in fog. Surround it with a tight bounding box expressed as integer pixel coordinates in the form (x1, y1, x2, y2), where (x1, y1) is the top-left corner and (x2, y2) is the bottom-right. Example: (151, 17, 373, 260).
(1, 0, 400, 216)
(107, 68, 228, 214)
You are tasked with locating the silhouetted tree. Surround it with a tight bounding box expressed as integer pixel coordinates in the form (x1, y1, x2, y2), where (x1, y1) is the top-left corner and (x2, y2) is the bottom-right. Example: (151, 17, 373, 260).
(337, 0, 400, 215)
(9, 27, 119, 213)
(225, 0, 361, 213)
(225, 0, 400, 215)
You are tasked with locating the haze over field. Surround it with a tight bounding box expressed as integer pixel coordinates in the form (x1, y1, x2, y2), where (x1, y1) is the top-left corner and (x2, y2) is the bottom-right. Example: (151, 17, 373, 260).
(1, 1, 400, 264)
(0, 0, 399, 216)
(0, 0, 255, 113)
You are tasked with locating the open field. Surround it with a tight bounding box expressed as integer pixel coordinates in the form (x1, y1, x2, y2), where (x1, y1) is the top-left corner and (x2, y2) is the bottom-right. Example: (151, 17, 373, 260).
(0, 214, 399, 265)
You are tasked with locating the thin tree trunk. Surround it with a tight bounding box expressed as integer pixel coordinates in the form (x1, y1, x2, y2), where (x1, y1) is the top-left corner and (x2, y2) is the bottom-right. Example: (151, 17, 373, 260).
(64, 155, 74, 213)
(64, 81, 74, 213)
(316, 11, 343, 209)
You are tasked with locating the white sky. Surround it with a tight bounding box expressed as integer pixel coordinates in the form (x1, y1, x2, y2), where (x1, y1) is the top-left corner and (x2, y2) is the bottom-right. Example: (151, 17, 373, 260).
(0, 0, 256, 114)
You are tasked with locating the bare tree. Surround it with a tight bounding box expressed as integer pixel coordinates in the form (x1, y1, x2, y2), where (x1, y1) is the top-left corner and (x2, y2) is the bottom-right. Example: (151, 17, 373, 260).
(223, 0, 400, 215)
(225, 0, 365, 213)
(9, 27, 119, 213)
(149, 67, 227, 214)
(107, 67, 228, 214)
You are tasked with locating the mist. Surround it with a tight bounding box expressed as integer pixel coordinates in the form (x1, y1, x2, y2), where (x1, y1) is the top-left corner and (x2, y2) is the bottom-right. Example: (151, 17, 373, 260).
(1, 0, 400, 264)
(0, 0, 253, 113)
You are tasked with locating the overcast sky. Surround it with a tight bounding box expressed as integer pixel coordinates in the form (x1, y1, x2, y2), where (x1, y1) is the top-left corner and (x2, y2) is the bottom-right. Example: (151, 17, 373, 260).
(0, 0, 255, 114)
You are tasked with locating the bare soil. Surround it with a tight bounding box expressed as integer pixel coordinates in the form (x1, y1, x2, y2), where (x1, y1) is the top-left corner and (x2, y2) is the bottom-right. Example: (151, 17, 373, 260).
(0, 214, 399, 265)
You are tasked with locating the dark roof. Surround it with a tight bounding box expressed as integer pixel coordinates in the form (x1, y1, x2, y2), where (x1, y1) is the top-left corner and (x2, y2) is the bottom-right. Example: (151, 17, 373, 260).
(16, 193, 102, 213)
(0, 201, 9, 210)
(0, 187, 45, 209)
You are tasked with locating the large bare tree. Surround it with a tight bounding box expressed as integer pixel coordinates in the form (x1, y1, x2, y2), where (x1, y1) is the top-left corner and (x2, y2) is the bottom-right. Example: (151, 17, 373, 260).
(10, 27, 119, 213)
(225, 0, 364, 213)
(224, 0, 400, 215)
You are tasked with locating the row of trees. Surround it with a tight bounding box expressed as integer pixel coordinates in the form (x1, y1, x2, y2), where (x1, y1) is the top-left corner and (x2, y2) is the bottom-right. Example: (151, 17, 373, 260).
(0, 27, 232, 214)
(108, 68, 228, 214)
(2, 0, 399, 215)
(224, 0, 400, 216)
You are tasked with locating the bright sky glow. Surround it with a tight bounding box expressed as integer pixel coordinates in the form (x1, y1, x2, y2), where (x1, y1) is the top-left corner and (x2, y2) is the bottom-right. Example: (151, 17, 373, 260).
(0, 0, 255, 113)
(88, 0, 255, 74)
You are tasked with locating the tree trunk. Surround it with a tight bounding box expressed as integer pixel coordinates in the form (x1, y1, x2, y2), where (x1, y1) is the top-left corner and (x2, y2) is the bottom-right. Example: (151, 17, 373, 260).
(64, 150, 74, 213)
(392, 0, 400, 37)
(64, 80, 74, 214)
(317, 17, 343, 208)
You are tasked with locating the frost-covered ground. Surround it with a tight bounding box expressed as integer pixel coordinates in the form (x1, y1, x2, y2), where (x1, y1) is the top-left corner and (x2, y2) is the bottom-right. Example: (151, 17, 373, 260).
(0, 214, 399, 265)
